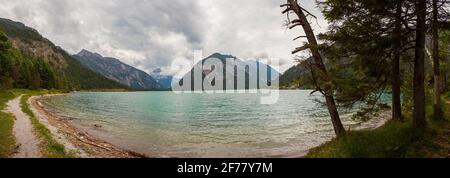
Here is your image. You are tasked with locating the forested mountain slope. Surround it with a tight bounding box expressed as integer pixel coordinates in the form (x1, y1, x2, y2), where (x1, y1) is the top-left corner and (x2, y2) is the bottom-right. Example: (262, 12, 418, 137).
(0, 18, 126, 90)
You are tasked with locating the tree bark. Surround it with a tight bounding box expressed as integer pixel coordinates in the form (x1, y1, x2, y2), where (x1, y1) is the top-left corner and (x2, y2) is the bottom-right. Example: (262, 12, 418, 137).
(432, 0, 443, 120)
(443, 68, 448, 92)
(442, 51, 448, 92)
(413, 0, 427, 128)
(392, 3, 403, 121)
(286, 0, 345, 135)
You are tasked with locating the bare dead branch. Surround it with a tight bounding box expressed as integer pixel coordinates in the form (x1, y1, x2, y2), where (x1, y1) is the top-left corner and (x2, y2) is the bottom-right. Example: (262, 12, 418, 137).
(292, 45, 310, 54)
(282, 8, 291, 14)
(293, 35, 307, 41)
(291, 19, 302, 24)
(300, 7, 317, 19)
(289, 23, 303, 29)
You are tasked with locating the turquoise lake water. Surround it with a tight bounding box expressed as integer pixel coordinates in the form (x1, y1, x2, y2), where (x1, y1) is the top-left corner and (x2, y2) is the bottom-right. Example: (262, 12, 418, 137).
(41, 90, 382, 157)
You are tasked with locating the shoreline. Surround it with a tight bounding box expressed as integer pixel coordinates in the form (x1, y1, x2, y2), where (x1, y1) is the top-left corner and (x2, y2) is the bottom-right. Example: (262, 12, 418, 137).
(29, 94, 147, 158)
(29, 93, 391, 158)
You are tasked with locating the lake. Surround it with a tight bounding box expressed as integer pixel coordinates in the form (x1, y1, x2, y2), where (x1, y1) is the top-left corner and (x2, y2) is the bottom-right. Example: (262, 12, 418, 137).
(41, 90, 385, 157)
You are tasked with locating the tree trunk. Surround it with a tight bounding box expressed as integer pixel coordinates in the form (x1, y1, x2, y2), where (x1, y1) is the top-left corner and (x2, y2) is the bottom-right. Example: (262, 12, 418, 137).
(444, 53, 449, 92)
(325, 95, 345, 135)
(413, 0, 427, 128)
(286, 0, 345, 135)
(442, 69, 448, 92)
(392, 3, 402, 121)
(443, 53, 448, 92)
(432, 0, 443, 120)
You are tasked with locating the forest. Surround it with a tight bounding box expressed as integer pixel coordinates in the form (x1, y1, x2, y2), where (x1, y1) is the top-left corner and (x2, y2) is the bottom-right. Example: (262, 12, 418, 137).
(281, 0, 450, 157)
(0, 31, 59, 89)
(0, 18, 126, 91)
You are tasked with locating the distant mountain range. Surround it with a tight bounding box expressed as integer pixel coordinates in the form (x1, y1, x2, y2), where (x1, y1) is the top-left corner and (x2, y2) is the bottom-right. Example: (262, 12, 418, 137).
(0, 18, 126, 90)
(73, 50, 161, 90)
(0, 18, 288, 91)
(73, 51, 285, 91)
(150, 68, 174, 89)
(176, 53, 280, 90)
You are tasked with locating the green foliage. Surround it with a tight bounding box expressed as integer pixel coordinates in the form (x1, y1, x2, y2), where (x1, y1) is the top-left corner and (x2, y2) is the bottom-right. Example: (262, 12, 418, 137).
(0, 18, 46, 44)
(0, 89, 73, 158)
(0, 25, 126, 90)
(0, 112, 15, 157)
(306, 119, 423, 158)
(315, 0, 419, 123)
(440, 30, 450, 91)
(307, 91, 450, 158)
(0, 90, 18, 157)
(306, 116, 450, 158)
(0, 31, 59, 90)
(319, 0, 402, 107)
(279, 63, 314, 89)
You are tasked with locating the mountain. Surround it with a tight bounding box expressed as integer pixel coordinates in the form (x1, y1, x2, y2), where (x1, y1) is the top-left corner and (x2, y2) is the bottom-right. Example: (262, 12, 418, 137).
(150, 68, 173, 90)
(73, 50, 161, 90)
(176, 53, 280, 90)
(0, 18, 126, 90)
(279, 57, 325, 89)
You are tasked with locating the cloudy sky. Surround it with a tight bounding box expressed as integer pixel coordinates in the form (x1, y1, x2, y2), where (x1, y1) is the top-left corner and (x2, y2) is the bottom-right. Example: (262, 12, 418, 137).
(0, 0, 328, 75)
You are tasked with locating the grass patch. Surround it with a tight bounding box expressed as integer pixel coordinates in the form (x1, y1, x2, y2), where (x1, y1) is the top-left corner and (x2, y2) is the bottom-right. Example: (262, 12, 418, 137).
(0, 90, 19, 157)
(306, 119, 424, 158)
(0, 89, 36, 157)
(444, 92, 450, 117)
(306, 93, 450, 158)
(19, 90, 74, 158)
(445, 92, 450, 101)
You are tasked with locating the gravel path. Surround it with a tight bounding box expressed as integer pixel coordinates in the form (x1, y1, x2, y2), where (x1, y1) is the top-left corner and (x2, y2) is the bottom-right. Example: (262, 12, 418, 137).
(5, 95, 41, 158)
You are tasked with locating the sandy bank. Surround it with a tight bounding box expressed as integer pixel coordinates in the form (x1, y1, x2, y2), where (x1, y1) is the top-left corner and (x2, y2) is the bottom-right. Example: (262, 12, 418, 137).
(29, 95, 146, 158)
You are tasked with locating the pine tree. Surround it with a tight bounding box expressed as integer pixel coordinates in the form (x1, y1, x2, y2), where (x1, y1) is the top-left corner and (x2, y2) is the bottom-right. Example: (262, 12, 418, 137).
(281, 0, 345, 136)
(413, 0, 427, 128)
(318, 0, 414, 121)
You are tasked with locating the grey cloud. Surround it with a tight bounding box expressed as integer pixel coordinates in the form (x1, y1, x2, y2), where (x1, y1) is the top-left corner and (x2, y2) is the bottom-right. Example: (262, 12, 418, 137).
(0, 0, 328, 74)
(0, 0, 207, 73)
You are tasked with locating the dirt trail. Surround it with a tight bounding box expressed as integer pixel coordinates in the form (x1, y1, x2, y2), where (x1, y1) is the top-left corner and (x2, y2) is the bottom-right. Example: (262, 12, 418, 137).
(29, 96, 88, 158)
(5, 95, 41, 158)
